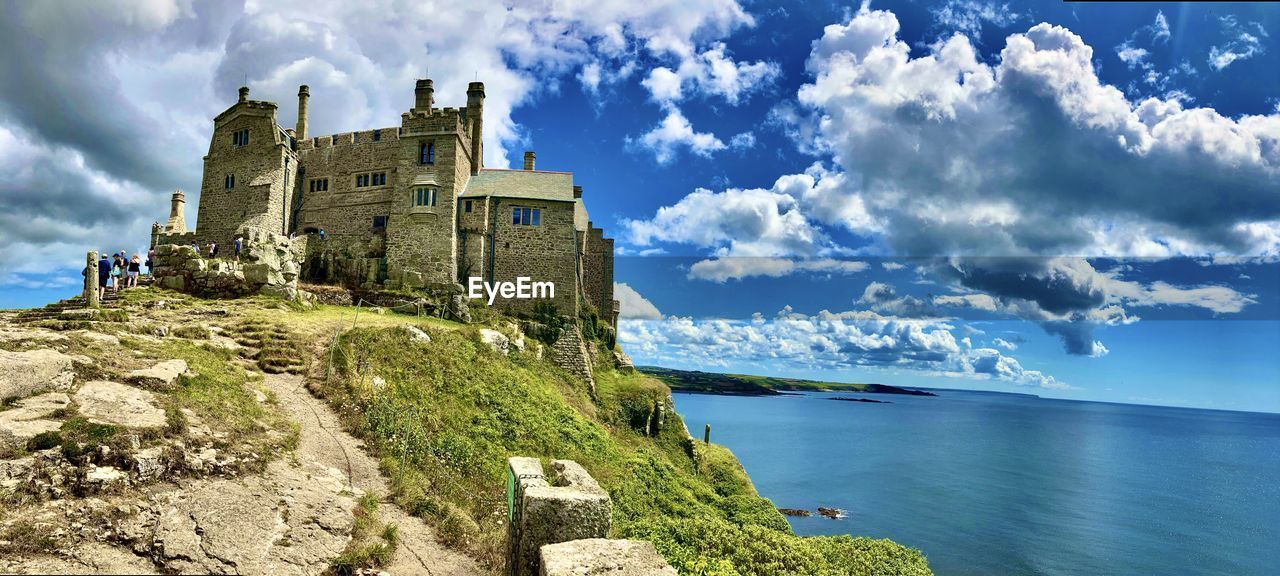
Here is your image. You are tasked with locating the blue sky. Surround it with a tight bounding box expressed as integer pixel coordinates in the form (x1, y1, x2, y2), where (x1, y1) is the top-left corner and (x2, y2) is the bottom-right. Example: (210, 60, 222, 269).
(1, 1, 1277, 411)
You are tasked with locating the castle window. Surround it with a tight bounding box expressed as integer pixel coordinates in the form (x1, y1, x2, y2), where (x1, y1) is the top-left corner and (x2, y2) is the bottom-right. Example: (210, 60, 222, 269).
(512, 207, 541, 227)
(309, 178, 329, 192)
(464, 200, 473, 213)
(413, 187, 437, 207)
(373, 130, 381, 142)
(224, 174, 235, 190)
(420, 141, 435, 165)
(231, 130, 249, 147)
(372, 215, 388, 231)
(356, 174, 369, 188)
(373, 172, 386, 186)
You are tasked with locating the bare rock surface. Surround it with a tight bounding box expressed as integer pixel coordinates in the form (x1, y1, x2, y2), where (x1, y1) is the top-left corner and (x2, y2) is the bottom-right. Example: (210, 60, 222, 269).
(126, 359, 189, 391)
(0, 348, 76, 399)
(71, 330, 121, 346)
(73, 381, 167, 428)
(0, 391, 70, 447)
(479, 328, 510, 355)
(0, 327, 69, 343)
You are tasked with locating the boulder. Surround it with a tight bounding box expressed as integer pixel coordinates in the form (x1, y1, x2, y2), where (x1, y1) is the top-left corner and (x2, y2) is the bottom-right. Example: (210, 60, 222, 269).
(0, 348, 76, 399)
(404, 325, 432, 343)
(133, 446, 167, 481)
(126, 359, 189, 391)
(479, 329, 510, 355)
(73, 381, 167, 429)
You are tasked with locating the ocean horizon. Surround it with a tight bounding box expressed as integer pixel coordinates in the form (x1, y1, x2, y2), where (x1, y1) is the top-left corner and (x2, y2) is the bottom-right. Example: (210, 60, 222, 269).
(673, 387, 1280, 576)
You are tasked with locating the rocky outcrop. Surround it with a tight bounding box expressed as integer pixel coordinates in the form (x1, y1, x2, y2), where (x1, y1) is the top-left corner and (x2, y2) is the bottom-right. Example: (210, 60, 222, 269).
(0, 392, 70, 449)
(125, 360, 189, 391)
(73, 381, 167, 429)
(151, 227, 301, 300)
(0, 349, 76, 400)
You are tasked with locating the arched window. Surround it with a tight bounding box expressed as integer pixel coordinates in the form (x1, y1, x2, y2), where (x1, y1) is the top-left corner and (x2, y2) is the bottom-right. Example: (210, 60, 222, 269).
(419, 141, 435, 165)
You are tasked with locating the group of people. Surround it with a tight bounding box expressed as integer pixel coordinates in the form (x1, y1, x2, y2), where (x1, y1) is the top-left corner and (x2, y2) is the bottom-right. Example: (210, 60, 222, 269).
(86, 250, 153, 300)
(189, 236, 243, 261)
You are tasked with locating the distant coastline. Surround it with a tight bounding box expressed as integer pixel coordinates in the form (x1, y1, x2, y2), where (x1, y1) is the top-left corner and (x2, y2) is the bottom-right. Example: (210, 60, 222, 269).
(638, 366, 938, 397)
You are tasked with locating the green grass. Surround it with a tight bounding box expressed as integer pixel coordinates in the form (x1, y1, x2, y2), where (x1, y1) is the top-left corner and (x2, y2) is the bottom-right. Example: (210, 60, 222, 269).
(318, 323, 932, 575)
(331, 492, 398, 575)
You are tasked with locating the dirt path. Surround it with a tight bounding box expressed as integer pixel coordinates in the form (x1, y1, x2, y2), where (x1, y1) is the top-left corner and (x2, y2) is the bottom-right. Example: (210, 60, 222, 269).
(264, 372, 485, 576)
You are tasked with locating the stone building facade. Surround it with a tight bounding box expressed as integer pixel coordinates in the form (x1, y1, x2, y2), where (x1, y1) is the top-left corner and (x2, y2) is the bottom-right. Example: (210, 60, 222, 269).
(153, 79, 617, 325)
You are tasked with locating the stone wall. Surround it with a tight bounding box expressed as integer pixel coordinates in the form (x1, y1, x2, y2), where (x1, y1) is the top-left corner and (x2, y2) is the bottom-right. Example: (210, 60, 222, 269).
(506, 457, 675, 576)
(581, 224, 615, 326)
(294, 127, 401, 240)
(488, 198, 579, 316)
(550, 325, 594, 395)
(151, 227, 301, 299)
(196, 95, 298, 249)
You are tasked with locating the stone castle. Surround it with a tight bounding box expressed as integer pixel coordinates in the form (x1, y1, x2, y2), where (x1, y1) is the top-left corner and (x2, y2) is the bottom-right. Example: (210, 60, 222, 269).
(153, 79, 616, 325)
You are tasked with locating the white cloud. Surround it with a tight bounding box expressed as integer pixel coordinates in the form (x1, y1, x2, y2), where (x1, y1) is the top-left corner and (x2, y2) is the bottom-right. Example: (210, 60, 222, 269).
(688, 258, 868, 282)
(620, 306, 1067, 389)
(932, 0, 1021, 38)
(1208, 16, 1267, 70)
(992, 337, 1017, 350)
(641, 43, 780, 105)
(881, 261, 907, 271)
(728, 131, 756, 149)
(630, 108, 727, 163)
(615, 283, 663, 319)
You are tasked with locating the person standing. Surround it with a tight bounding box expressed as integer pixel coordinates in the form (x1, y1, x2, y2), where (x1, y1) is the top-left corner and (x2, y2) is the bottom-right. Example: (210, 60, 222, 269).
(208, 241, 218, 259)
(234, 236, 243, 262)
(97, 252, 111, 300)
(128, 254, 141, 288)
(111, 253, 124, 293)
(145, 249, 155, 277)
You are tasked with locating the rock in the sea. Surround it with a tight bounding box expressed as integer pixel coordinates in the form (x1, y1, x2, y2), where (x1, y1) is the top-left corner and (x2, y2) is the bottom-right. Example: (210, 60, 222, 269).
(0, 348, 76, 399)
(125, 359, 190, 391)
(777, 508, 812, 517)
(73, 381, 167, 429)
(817, 507, 846, 519)
(479, 328, 510, 355)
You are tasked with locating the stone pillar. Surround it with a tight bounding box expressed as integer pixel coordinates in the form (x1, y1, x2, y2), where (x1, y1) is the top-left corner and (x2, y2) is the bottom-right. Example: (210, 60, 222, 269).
(508, 458, 611, 576)
(85, 251, 99, 308)
(296, 85, 310, 140)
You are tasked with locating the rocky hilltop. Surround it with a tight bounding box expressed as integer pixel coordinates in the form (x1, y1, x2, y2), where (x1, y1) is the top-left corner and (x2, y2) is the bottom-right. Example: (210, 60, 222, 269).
(0, 286, 932, 575)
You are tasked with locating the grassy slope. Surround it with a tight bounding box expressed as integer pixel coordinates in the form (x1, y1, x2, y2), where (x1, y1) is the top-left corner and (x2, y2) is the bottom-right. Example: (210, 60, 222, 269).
(639, 366, 937, 397)
(310, 318, 931, 575)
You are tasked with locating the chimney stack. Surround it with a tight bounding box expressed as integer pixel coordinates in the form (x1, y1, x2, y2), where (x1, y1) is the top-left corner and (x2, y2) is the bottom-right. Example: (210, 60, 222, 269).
(296, 85, 310, 140)
(415, 79, 434, 113)
(238, 86, 249, 103)
(573, 185, 582, 199)
(523, 151, 536, 171)
(467, 81, 485, 174)
(166, 190, 187, 233)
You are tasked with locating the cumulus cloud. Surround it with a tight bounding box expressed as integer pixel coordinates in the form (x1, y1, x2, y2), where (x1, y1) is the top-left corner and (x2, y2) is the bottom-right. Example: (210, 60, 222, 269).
(620, 306, 1066, 388)
(0, 0, 759, 284)
(615, 283, 663, 320)
(992, 337, 1017, 350)
(1115, 11, 1170, 71)
(932, 0, 1021, 38)
(629, 108, 727, 163)
(641, 43, 780, 105)
(688, 257, 868, 282)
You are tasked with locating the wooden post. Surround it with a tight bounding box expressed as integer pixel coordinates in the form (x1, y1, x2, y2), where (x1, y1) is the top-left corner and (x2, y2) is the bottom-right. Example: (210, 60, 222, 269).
(85, 251, 99, 308)
(703, 423, 710, 444)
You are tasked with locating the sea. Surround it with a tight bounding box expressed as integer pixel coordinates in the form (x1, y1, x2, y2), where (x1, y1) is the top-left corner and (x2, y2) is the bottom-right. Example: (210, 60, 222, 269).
(672, 388, 1280, 576)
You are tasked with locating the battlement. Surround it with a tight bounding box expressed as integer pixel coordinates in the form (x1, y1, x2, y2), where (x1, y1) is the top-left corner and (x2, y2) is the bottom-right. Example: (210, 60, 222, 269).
(295, 127, 402, 152)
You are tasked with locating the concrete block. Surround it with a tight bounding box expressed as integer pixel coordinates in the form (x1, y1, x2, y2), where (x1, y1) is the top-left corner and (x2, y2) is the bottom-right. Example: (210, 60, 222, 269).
(539, 539, 677, 576)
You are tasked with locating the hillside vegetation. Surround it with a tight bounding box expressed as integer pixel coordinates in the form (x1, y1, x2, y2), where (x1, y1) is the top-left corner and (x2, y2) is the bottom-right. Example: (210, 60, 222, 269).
(639, 366, 937, 397)
(313, 315, 933, 575)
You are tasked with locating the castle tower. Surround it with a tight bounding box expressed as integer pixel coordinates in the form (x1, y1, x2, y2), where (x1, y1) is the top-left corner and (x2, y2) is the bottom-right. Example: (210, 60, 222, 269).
(165, 190, 187, 233)
(467, 82, 485, 174)
(296, 85, 309, 140)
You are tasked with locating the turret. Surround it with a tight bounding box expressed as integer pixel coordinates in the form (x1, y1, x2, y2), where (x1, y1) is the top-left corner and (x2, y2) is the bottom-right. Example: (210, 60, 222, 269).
(415, 79, 434, 113)
(467, 81, 485, 174)
(165, 189, 187, 233)
(296, 85, 310, 140)
(238, 86, 249, 103)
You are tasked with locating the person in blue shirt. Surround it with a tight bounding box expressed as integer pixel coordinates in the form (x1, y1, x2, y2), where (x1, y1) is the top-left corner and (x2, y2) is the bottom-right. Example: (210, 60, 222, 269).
(97, 253, 111, 301)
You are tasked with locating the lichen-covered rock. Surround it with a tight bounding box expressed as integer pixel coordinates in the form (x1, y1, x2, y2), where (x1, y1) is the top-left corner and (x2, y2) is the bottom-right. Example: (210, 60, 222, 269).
(0, 348, 76, 399)
(73, 381, 167, 429)
(125, 359, 189, 391)
(404, 325, 432, 343)
(479, 328, 510, 355)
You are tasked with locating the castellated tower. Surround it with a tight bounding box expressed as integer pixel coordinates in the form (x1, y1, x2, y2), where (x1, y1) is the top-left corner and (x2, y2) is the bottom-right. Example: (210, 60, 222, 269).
(194, 86, 298, 247)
